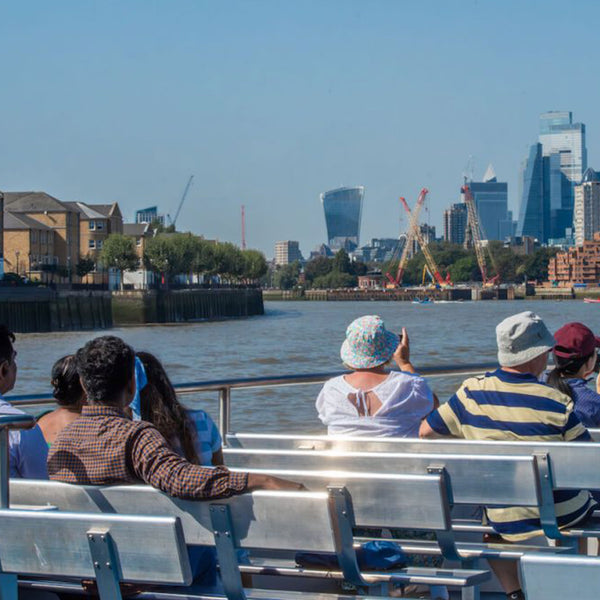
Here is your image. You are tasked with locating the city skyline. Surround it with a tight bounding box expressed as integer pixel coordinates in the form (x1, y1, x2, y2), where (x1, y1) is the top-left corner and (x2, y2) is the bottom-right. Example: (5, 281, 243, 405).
(2, 1, 600, 259)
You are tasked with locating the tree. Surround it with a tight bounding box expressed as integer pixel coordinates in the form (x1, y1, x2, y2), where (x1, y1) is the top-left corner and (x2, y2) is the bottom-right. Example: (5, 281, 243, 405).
(312, 271, 356, 289)
(304, 256, 332, 286)
(144, 234, 178, 286)
(332, 249, 351, 273)
(76, 256, 95, 279)
(274, 262, 300, 290)
(100, 234, 139, 290)
(242, 249, 268, 281)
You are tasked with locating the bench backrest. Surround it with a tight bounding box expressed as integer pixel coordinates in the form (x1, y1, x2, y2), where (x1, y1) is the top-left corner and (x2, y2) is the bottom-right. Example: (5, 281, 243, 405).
(0, 508, 191, 585)
(520, 553, 600, 600)
(226, 433, 600, 490)
(224, 449, 541, 507)
(11, 473, 451, 544)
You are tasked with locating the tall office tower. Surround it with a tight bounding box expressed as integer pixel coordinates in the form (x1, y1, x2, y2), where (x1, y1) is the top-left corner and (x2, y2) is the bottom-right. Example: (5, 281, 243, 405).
(274, 240, 303, 266)
(539, 111, 587, 239)
(320, 186, 364, 251)
(443, 202, 468, 245)
(467, 164, 510, 240)
(573, 169, 600, 246)
(517, 143, 548, 242)
(0, 191, 4, 277)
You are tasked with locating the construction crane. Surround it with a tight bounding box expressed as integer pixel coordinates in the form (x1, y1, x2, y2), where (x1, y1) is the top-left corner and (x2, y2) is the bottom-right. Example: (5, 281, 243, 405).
(462, 184, 499, 286)
(401, 197, 449, 288)
(241, 205, 246, 250)
(169, 175, 194, 228)
(385, 188, 428, 287)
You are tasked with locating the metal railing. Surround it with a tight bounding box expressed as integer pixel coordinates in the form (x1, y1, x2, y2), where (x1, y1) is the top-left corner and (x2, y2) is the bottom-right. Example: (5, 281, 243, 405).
(8, 362, 499, 438)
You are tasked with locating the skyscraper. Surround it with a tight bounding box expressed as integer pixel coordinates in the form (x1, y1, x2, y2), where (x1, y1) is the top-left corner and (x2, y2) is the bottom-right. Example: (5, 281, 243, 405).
(467, 164, 511, 241)
(573, 168, 600, 246)
(443, 202, 468, 245)
(320, 186, 364, 251)
(517, 143, 547, 241)
(274, 241, 303, 266)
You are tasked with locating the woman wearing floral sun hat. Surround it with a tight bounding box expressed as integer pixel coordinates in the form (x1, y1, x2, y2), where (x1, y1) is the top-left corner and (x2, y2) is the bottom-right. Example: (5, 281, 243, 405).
(315, 315, 437, 438)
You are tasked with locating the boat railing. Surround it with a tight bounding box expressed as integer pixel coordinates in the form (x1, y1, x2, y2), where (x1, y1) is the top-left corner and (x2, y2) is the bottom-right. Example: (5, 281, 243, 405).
(7, 362, 499, 438)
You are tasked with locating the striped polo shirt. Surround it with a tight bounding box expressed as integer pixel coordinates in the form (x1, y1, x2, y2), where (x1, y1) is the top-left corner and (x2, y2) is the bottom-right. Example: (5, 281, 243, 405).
(426, 368, 596, 542)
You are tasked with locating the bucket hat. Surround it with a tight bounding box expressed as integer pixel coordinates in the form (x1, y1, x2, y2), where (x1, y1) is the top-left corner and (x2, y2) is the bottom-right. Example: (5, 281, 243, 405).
(554, 322, 600, 360)
(496, 311, 555, 367)
(340, 315, 399, 369)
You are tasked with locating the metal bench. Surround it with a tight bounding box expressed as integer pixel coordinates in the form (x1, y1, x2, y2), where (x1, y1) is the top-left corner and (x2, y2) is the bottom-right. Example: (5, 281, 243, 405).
(11, 475, 489, 599)
(225, 433, 600, 540)
(520, 553, 600, 600)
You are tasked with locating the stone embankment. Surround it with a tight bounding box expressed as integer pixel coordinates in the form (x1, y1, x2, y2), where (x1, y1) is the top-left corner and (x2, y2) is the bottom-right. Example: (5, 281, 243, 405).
(0, 288, 264, 332)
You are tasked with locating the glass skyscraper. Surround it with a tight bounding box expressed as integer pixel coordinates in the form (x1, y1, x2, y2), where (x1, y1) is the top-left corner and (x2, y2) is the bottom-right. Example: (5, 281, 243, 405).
(320, 186, 364, 251)
(468, 164, 510, 241)
(517, 112, 587, 243)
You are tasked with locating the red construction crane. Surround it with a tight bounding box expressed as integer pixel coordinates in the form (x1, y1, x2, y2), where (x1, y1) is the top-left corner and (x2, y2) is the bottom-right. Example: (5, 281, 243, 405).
(385, 189, 428, 287)
(400, 195, 450, 287)
(462, 184, 499, 286)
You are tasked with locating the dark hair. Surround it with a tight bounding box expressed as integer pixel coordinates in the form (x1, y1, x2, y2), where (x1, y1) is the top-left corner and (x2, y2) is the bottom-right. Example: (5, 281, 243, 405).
(137, 351, 199, 464)
(51, 355, 84, 407)
(547, 352, 594, 400)
(75, 336, 135, 405)
(0, 325, 16, 364)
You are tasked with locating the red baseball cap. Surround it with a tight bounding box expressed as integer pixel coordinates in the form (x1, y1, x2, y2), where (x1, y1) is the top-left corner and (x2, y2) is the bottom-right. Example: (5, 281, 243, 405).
(553, 322, 600, 360)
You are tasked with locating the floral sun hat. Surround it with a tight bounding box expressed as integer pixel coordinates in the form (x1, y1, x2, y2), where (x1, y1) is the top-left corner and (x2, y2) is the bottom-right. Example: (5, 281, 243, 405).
(340, 315, 400, 369)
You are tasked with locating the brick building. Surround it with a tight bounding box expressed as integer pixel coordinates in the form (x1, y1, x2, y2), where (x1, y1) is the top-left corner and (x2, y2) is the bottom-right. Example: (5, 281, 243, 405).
(548, 232, 600, 285)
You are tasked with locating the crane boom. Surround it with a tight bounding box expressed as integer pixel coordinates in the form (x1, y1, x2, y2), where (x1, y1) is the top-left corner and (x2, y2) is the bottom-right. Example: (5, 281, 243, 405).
(462, 184, 498, 285)
(394, 189, 428, 284)
(172, 175, 194, 227)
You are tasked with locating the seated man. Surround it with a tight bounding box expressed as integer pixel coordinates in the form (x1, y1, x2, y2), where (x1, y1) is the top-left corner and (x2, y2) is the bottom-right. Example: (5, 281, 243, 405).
(48, 335, 301, 498)
(0, 325, 47, 478)
(419, 311, 596, 600)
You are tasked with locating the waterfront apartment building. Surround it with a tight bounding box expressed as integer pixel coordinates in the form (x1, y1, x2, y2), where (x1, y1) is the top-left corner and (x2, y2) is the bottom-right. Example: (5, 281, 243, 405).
(274, 240, 303, 265)
(321, 186, 364, 251)
(443, 202, 468, 245)
(518, 112, 587, 243)
(573, 169, 600, 247)
(548, 232, 600, 285)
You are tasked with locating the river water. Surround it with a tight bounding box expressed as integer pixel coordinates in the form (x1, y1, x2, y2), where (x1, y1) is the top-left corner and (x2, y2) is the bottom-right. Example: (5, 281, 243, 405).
(10, 300, 600, 433)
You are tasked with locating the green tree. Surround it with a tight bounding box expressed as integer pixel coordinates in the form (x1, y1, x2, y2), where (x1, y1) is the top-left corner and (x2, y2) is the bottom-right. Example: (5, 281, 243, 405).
(332, 249, 351, 273)
(274, 262, 300, 290)
(304, 256, 332, 286)
(144, 234, 178, 286)
(76, 255, 95, 279)
(242, 249, 268, 281)
(100, 234, 139, 290)
(312, 271, 356, 289)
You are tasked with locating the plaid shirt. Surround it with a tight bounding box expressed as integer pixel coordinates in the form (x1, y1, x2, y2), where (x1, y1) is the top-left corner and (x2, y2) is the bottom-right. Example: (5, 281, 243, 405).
(47, 405, 248, 499)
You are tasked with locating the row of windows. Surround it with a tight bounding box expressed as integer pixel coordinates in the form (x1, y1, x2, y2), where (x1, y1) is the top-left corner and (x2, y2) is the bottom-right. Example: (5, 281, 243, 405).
(89, 239, 103, 249)
(30, 231, 51, 243)
(88, 220, 105, 231)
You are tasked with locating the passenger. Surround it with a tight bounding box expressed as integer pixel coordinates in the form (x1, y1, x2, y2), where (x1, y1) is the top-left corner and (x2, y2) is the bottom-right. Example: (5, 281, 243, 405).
(546, 322, 600, 427)
(135, 351, 223, 466)
(0, 325, 48, 478)
(419, 311, 596, 600)
(38, 355, 85, 446)
(48, 335, 302, 498)
(316, 315, 445, 600)
(316, 315, 436, 437)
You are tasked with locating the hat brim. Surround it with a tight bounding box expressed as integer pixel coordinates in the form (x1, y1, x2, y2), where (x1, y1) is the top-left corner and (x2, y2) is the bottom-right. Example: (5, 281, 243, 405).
(340, 330, 399, 369)
(498, 329, 555, 368)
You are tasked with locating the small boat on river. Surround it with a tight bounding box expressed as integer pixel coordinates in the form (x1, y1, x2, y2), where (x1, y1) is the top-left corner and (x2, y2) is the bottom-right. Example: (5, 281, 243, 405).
(583, 297, 600, 303)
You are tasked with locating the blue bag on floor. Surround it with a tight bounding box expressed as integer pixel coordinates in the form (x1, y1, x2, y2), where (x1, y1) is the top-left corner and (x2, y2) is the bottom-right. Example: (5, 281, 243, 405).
(295, 541, 408, 571)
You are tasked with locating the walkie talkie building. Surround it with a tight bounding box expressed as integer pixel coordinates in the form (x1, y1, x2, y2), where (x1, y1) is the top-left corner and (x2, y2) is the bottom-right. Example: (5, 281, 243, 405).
(320, 186, 364, 251)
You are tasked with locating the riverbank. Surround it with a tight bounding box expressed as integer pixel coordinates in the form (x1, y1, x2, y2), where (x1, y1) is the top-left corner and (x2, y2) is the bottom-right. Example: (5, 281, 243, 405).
(0, 287, 264, 332)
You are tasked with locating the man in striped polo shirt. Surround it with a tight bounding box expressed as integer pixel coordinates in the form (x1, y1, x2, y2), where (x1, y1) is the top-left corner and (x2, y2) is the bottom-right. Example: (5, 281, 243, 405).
(419, 311, 596, 600)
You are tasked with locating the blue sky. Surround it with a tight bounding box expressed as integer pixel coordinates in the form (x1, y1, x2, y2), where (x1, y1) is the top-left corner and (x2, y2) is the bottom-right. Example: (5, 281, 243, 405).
(1, 0, 599, 258)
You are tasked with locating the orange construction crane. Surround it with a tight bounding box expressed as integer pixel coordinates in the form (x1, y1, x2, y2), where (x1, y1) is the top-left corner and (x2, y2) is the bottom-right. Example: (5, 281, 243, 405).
(462, 184, 499, 286)
(400, 196, 450, 287)
(385, 188, 428, 287)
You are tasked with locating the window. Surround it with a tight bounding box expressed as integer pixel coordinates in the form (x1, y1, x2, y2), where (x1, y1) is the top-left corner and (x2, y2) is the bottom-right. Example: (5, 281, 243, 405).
(136, 238, 142, 246)
(89, 239, 96, 249)
(89, 221, 95, 231)
(97, 239, 103, 249)
(96, 221, 104, 231)
(31, 231, 38, 243)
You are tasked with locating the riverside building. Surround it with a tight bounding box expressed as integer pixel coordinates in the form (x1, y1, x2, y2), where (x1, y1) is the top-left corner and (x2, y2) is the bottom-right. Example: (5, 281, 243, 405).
(320, 186, 364, 251)
(573, 169, 600, 247)
(274, 241, 303, 266)
(548, 232, 600, 286)
(443, 202, 468, 245)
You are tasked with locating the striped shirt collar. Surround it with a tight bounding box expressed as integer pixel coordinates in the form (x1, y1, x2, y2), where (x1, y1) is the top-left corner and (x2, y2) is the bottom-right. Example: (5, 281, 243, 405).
(491, 368, 540, 384)
(81, 405, 129, 418)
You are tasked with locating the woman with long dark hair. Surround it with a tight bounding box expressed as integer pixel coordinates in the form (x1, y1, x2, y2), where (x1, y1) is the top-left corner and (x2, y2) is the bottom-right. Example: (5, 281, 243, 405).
(136, 351, 223, 466)
(547, 322, 600, 427)
(38, 355, 85, 445)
